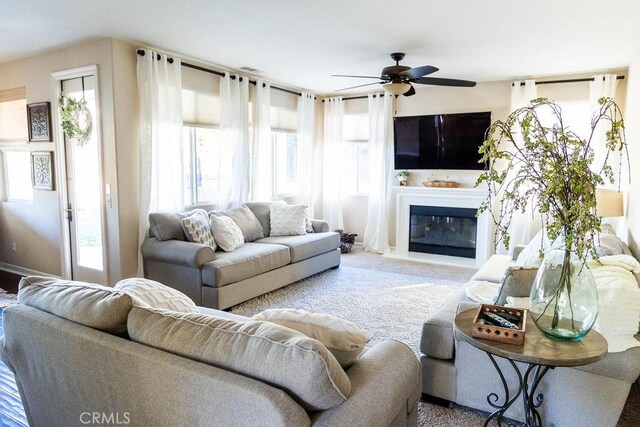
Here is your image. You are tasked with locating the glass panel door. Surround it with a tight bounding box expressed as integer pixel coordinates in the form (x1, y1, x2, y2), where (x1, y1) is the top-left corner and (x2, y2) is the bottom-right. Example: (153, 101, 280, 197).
(62, 75, 106, 284)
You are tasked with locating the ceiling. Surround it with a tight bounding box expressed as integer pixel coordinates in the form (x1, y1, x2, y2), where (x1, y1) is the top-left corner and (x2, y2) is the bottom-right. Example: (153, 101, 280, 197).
(2, 0, 640, 94)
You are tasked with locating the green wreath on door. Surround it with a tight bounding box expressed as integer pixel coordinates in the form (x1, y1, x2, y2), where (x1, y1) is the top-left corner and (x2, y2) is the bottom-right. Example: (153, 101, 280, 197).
(60, 97, 93, 147)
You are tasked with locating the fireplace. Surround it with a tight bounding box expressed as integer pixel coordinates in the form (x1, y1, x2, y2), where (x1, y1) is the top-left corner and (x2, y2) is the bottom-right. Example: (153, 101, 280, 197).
(409, 205, 478, 258)
(388, 186, 490, 266)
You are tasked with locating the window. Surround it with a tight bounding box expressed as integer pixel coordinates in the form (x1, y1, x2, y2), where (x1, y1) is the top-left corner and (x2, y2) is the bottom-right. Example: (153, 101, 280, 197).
(183, 125, 220, 206)
(342, 113, 370, 195)
(3, 151, 33, 201)
(341, 143, 369, 195)
(0, 87, 28, 143)
(272, 131, 298, 196)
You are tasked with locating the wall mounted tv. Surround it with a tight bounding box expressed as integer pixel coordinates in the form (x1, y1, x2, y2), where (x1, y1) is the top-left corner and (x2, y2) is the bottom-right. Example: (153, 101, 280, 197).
(393, 111, 491, 170)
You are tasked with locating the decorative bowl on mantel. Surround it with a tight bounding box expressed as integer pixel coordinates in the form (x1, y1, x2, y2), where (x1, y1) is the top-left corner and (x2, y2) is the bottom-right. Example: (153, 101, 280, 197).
(422, 181, 461, 188)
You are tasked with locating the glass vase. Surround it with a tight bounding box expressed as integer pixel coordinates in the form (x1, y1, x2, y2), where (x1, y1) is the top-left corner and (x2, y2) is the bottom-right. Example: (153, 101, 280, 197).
(529, 247, 598, 341)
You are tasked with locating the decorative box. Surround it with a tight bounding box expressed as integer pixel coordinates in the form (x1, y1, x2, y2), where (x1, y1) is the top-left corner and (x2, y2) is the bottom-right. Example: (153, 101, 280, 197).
(471, 304, 527, 345)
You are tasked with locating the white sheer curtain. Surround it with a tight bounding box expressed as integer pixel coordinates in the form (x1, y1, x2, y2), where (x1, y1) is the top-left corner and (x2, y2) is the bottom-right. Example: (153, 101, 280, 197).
(250, 80, 272, 201)
(363, 93, 394, 253)
(297, 92, 315, 215)
(218, 72, 249, 209)
(590, 74, 619, 179)
(322, 97, 344, 230)
(591, 74, 626, 234)
(497, 79, 538, 254)
(136, 48, 184, 274)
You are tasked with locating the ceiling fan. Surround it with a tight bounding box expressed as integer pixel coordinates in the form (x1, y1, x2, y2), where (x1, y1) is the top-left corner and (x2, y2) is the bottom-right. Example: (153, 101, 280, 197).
(333, 52, 476, 96)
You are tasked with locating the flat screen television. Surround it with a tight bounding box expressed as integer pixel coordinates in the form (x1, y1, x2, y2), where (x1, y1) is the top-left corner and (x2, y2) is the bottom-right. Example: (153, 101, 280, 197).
(393, 111, 491, 170)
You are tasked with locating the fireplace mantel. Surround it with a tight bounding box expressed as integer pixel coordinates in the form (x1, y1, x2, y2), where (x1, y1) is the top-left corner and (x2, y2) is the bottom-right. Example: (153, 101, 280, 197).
(384, 186, 492, 267)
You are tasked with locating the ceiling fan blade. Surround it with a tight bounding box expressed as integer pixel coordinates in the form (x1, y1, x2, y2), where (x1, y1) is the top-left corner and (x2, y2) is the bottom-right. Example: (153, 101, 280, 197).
(414, 77, 477, 87)
(403, 84, 416, 97)
(331, 74, 384, 79)
(335, 81, 384, 91)
(400, 65, 439, 79)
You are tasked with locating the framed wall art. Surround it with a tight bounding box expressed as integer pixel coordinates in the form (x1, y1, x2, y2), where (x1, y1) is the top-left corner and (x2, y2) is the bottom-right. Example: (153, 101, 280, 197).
(31, 151, 55, 190)
(27, 102, 53, 142)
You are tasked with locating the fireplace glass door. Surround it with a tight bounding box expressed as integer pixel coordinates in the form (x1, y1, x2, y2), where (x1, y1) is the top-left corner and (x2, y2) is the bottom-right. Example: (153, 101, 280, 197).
(409, 205, 477, 258)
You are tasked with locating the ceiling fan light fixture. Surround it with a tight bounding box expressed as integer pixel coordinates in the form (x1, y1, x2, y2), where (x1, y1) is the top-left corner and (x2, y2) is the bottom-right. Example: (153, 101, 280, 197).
(383, 82, 411, 96)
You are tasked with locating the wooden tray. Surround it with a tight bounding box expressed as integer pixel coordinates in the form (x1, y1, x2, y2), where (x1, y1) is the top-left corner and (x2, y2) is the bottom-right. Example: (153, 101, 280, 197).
(471, 304, 527, 346)
(422, 181, 460, 188)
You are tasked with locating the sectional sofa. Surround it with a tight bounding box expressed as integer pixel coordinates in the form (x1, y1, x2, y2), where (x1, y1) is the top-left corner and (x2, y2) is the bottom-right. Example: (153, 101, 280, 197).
(2, 277, 421, 426)
(420, 248, 640, 427)
(141, 202, 341, 310)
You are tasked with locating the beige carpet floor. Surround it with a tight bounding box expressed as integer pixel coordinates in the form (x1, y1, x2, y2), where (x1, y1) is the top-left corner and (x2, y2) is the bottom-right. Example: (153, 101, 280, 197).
(231, 247, 639, 427)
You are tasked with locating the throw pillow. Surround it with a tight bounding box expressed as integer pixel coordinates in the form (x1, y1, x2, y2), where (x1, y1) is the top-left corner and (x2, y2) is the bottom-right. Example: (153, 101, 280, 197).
(305, 206, 314, 234)
(494, 266, 539, 305)
(210, 215, 244, 252)
(515, 230, 561, 267)
(270, 204, 308, 237)
(18, 276, 136, 335)
(114, 278, 199, 313)
(211, 205, 264, 242)
(128, 306, 351, 410)
(181, 209, 217, 250)
(253, 308, 370, 368)
(148, 212, 188, 241)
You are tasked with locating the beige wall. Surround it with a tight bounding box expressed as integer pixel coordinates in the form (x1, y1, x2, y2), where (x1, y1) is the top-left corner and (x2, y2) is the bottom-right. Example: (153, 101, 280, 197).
(0, 38, 140, 283)
(337, 72, 629, 247)
(111, 39, 141, 279)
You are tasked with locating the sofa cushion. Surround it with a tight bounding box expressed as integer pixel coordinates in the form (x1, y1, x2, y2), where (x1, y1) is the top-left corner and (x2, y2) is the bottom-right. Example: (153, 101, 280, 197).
(181, 209, 217, 250)
(115, 278, 199, 313)
(245, 201, 286, 237)
(494, 266, 539, 305)
(17, 276, 135, 335)
(202, 242, 291, 287)
(211, 205, 264, 242)
(127, 305, 351, 411)
(210, 215, 244, 252)
(420, 288, 467, 360)
(256, 232, 340, 263)
(574, 338, 640, 383)
(148, 212, 188, 241)
(471, 254, 515, 283)
(253, 308, 370, 368)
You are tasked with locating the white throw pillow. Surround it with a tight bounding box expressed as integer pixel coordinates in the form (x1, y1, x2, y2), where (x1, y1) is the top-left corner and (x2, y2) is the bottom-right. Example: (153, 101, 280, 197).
(270, 204, 308, 237)
(516, 230, 561, 267)
(253, 308, 370, 368)
(181, 209, 217, 250)
(210, 215, 244, 252)
(115, 278, 199, 313)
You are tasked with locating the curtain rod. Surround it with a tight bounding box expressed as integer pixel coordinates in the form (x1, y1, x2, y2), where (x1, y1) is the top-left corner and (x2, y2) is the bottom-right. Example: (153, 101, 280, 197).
(136, 49, 312, 98)
(321, 94, 384, 103)
(513, 75, 625, 86)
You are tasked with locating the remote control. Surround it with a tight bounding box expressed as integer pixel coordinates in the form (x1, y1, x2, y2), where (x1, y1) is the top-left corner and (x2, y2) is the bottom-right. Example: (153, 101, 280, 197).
(482, 312, 518, 329)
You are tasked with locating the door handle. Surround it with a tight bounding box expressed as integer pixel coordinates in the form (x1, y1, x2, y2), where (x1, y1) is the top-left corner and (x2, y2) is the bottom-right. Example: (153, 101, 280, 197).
(66, 205, 73, 222)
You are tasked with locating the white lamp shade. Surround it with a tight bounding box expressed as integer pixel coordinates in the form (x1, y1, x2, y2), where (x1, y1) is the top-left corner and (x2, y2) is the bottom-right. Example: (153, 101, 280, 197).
(383, 82, 411, 96)
(595, 189, 624, 217)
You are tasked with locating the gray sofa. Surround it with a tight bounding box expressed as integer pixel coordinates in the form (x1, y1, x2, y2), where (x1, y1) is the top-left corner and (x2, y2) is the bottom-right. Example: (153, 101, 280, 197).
(420, 251, 640, 427)
(2, 279, 421, 427)
(141, 202, 341, 310)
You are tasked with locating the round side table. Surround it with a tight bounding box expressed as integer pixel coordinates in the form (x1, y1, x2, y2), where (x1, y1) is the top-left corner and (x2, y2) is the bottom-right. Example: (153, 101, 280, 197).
(454, 308, 607, 427)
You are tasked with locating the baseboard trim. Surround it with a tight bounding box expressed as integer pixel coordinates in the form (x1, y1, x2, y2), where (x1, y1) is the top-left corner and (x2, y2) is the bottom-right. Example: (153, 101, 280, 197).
(0, 262, 59, 279)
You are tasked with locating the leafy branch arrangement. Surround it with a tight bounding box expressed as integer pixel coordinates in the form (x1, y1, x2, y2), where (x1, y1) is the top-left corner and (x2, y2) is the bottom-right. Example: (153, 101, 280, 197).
(476, 97, 627, 258)
(475, 97, 628, 330)
(60, 96, 93, 147)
